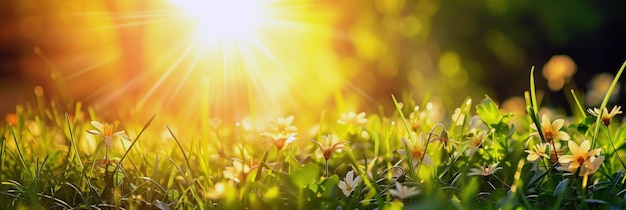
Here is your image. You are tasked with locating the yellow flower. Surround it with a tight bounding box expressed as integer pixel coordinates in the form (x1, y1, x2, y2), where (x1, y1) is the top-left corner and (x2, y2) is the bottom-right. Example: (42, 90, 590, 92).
(530, 115, 570, 143)
(223, 159, 258, 183)
(389, 182, 420, 199)
(397, 134, 432, 165)
(587, 105, 622, 126)
(270, 115, 297, 133)
(338, 170, 361, 196)
(579, 156, 604, 176)
(467, 163, 502, 176)
(337, 112, 368, 127)
(558, 140, 602, 174)
(262, 132, 297, 151)
(525, 143, 550, 161)
(87, 121, 130, 149)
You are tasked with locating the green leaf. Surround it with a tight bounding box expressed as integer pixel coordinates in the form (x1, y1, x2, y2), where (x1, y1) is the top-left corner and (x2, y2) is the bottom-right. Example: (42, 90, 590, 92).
(290, 165, 320, 188)
(318, 175, 339, 197)
(554, 178, 569, 196)
(476, 96, 500, 127)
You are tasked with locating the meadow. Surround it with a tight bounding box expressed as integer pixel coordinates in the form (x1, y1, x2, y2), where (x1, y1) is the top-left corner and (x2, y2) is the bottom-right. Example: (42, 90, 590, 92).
(2, 64, 626, 210)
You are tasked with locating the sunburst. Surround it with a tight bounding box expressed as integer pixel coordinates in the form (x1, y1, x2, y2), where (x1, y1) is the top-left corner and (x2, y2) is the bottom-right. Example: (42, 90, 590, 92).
(53, 0, 341, 124)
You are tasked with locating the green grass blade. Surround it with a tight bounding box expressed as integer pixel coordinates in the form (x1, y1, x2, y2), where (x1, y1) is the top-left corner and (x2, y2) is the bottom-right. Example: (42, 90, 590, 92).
(592, 60, 626, 148)
(0, 127, 5, 180)
(529, 66, 539, 117)
(391, 94, 416, 179)
(167, 125, 193, 180)
(65, 113, 83, 169)
(570, 89, 586, 119)
(113, 114, 156, 175)
(9, 124, 32, 179)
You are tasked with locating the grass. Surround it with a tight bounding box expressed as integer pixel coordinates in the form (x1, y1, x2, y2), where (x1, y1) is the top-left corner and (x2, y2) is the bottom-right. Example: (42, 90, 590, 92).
(2, 62, 626, 209)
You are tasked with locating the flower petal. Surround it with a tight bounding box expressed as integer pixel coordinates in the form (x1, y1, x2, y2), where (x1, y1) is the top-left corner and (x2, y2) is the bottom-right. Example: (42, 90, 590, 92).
(87, 130, 103, 135)
(552, 119, 565, 130)
(346, 170, 354, 182)
(579, 140, 590, 153)
(558, 155, 574, 164)
(567, 141, 581, 154)
(555, 131, 571, 141)
(91, 121, 103, 132)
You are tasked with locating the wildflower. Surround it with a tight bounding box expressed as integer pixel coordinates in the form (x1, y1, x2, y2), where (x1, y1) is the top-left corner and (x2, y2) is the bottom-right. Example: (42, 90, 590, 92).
(269, 115, 297, 133)
(530, 115, 570, 143)
(312, 134, 347, 161)
(525, 143, 550, 161)
(389, 182, 420, 199)
(558, 140, 602, 174)
(312, 134, 348, 177)
(579, 156, 605, 176)
(430, 129, 459, 152)
(337, 112, 368, 127)
(466, 129, 488, 156)
(338, 170, 361, 196)
(223, 159, 257, 183)
(467, 163, 502, 176)
(587, 105, 622, 126)
(397, 134, 432, 165)
(262, 132, 297, 151)
(87, 121, 130, 149)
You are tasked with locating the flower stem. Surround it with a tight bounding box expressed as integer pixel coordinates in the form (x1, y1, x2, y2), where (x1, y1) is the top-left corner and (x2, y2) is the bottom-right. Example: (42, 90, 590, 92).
(604, 127, 626, 170)
(325, 159, 329, 178)
(276, 149, 282, 172)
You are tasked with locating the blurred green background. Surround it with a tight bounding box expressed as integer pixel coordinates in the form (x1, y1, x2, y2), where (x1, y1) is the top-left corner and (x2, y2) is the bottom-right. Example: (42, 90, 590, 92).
(1, 0, 625, 119)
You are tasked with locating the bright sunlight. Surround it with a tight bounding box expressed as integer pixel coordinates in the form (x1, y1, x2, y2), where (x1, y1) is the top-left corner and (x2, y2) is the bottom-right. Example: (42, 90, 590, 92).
(169, 0, 264, 43)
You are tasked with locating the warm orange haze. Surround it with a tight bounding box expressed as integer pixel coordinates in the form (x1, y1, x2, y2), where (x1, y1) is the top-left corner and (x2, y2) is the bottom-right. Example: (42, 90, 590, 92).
(3, 1, 626, 209)
(1, 0, 349, 125)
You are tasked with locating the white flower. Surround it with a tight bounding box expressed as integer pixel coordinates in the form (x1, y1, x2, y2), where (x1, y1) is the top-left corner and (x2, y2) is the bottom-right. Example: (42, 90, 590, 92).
(388, 182, 420, 199)
(525, 143, 550, 161)
(338, 112, 368, 127)
(467, 163, 502, 176)
(270, 115, 297, 133)
(87, 121, 130, 149)
(397, 134, 432, 165)
(338, 170, 361, 196)
(587, 105, 622, 126)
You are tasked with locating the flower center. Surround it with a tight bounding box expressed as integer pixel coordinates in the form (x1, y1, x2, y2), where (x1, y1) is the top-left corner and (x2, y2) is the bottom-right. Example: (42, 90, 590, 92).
(543, 130, 554, 142)
(274, 137, 287, 150)
(576, 156, 586, 165)
(103, 123, 114, 136)
(411, 149, 425, 161)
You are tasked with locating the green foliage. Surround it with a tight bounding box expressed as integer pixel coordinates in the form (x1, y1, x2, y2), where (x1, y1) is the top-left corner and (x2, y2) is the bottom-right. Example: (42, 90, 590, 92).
(2, 64, 626, 209)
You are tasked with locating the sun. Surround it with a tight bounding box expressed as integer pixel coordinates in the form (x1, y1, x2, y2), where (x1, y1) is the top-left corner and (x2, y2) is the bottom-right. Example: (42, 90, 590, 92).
(169, 0, 265, 44)
(58, 0, 341, 123)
